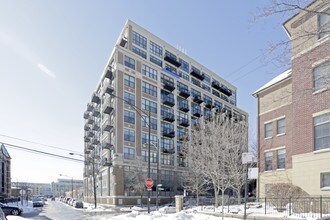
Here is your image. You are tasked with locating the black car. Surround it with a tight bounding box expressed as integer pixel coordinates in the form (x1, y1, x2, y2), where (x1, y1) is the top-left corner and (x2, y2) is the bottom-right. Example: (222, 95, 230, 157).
(0, 203, 22, 216)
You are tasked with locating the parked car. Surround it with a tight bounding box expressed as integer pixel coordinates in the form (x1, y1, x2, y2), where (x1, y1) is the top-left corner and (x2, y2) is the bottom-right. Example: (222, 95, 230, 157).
(0, 203, 22, 216)
(73, 201, 83, 208)
(0, 208, 7, 220)
(32, 199, 44, 207)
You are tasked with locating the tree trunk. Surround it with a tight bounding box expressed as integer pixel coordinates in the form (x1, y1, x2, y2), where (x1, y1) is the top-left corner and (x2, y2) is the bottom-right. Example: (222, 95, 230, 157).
(221, 190, 225, 220)
(237, 189, 242, 205)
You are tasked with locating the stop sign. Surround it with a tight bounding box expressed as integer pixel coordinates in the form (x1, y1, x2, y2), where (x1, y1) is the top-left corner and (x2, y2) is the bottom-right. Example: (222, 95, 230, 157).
(145, 178, 154, 190)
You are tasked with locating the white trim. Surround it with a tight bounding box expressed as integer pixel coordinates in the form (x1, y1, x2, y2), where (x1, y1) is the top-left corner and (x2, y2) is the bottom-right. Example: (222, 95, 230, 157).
(264, 137, 273, 141)
(314, 148, 330, 154)
(312, 56, 330, 68)
(312, 108, 330, 117)
(264, 146, 286, 152)
(276, 133, 286, 137)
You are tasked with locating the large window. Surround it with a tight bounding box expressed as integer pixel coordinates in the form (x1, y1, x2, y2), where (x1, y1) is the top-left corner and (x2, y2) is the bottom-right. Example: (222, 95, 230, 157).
(277, 118, 286, 135)
(150, 55, 163, 67)
(141, 133, 157, 145)
(124, 110, 135, 124)
(124, 147, 135, 160)
(124, 56, 135, 70)
(150, 41, 163, 58)
(265, 122, 273, 138)
(179, 58, 189, 72)
(162, 154, 174, 165)
(277, 149, 286, 169)
(142, 150, 157, 163)
(321, 172, 330, 188)
(142, 115, 158, 130)
(124, 92, 135, 106)
(313, 61, 330, 91)
(314, 112, 330, 151)
(142, 98, 157, 113)
(124, 128, 135, 143)
(142, 81, 157, 97)
(132, 31, 147, 49)
(318, 8, 330, 39)
(142, 64, 158, 80)
(124, 74, 135, 88)
(265, 151, 273, 171)
(132, 46, 147, 59)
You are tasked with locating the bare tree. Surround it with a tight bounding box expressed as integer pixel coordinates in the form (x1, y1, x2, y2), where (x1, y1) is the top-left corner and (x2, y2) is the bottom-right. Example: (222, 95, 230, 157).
(227, 121, 249, 204)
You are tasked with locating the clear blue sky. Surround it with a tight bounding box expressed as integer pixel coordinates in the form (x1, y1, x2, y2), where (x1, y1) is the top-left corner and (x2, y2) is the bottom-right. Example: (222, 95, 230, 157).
(0, 0, 289, 183)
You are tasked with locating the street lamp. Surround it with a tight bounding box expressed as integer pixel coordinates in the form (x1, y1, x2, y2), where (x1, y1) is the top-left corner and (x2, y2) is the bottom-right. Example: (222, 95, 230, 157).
(109, 94, 152, 213)
(60, 174, 73, 198)
(148, 140, 160, 210)
(70, 152, 97, 209)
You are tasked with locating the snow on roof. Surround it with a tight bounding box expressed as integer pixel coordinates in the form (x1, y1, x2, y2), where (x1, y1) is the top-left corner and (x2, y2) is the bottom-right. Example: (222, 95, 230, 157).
(253, 69, 292, 96)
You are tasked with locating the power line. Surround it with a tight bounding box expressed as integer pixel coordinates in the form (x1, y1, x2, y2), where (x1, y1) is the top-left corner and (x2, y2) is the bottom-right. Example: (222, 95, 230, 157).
(0, 142, 83, 163)
(0, 134, 82, 154)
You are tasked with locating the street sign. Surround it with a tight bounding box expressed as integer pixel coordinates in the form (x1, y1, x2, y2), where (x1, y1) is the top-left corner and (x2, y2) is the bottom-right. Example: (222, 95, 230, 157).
(145, 178, 154, 190)
(248, 167, 259, 179)
(242, 152, 254, 164)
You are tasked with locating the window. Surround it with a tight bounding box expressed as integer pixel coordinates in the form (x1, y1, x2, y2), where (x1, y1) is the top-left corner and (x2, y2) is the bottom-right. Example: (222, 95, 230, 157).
(142, 115, 157, 130)
(142, 64, 158, 80)
(142, 150, 157, 163)
(141, 133, 157, 145)
(124, 110, 135, 124)
(277, 118, 286, 135)
(277, 149, 286, 169)
(132, 46, 146, 59)
(124, 128, 135, 142)
(179, 58, 189, 72)
(203, 74, 211, 84)
(314, 112, 330, 151)
(165, 63, 177, 74)
(321, 173, 330, 188)
(124, 147, 135, 160)
(265, 122, 273, 138)
(313, 61, 330, 91)
(142, 98, 157, 113)
(124, 92, 135, 106)
(142, 81, 157, 97)
(132, 31, 147, 49)
(124, 56, 135, 70)
(150, 55, 163, 67)
(150, 41, 163, 58)
(202, 84, 211, 93)
(265, 151, 273, 171)
(191, 77, 201, 87)
(124, 74, 135, 88)
(318, 8, 330, 39)
(162, 154, 174, 165)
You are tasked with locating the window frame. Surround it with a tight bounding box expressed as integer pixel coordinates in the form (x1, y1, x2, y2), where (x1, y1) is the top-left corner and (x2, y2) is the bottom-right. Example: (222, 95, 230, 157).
(277, 149, 286, 169)
(313, 61, 330, 92)
(314, 112, 330, 151)
(321, 172, 330, 188)
(277, 118, 286, 135)
(124, 74, 135, 88)
(124, 56, 135, 70)
(265, 122, 273, 139)
(265, 151, 273, 171)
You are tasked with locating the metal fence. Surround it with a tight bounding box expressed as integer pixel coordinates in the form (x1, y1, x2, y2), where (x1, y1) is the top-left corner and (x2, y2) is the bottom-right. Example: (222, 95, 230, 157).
(183, 196, 330, 219)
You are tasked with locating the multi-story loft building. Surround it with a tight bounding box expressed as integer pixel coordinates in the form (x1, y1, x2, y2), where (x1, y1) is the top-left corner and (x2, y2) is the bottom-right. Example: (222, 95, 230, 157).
(12, 182, 52, 197)
(83, 20, 248, 205)
(253, 0, 330, 197)
(51, 178, 83, 197)
(0, 144, 11, 198)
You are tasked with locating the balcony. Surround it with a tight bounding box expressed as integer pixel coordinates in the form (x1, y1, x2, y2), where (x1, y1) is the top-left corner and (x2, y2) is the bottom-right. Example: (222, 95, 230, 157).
(162, 79, 175, 92)
(87, 144, 95, 150)
(91, 93, 101, 104)
(179, 118, 189, 127)
(178, 134, 189, 141)
(162, 96, 175, 107)
(92, 108, 100, 117)
(102, 100, 114, 114)
(83, 111, 90, 119)
(84, 136, 91, 143)
(105, 68, 114, 80)
(190, 67, 205, 80)
(87, 118, 95, 125)
(162, 129, 175, 138)
(102, 158, 112, 166)
(218, 84, 232, 96)
(178, 88, 190, 98)
(103, 141, 114, 150)
(161, 147, 175, 154)
(192, 109, 202, 117)
(102, 118, 114, 132)
(204, 100, 213, 109)
(178, 103, 189, 112)
(104, 84, 114, 95)
(162, 112, 175, 122)
(92, 138, 100, 145)
(120, 37, 127, 47)
(164, 51, 181, 67)
(192, 95, 203, 104)
(87, 103, 94, 112)
(87, 130, 94, 138)
(211, 80, 221, 90)
(84, 124, 91, 131)
(92, 123, 100, 131)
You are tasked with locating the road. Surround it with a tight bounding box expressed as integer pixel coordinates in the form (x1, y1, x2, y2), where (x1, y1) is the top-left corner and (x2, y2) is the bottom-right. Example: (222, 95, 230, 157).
(21, 200, 122, 220)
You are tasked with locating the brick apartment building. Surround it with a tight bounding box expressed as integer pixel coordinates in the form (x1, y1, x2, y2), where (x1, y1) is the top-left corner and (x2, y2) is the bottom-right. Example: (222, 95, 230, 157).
(0, 144, 11, 198)
(253, 0, 330, 197)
